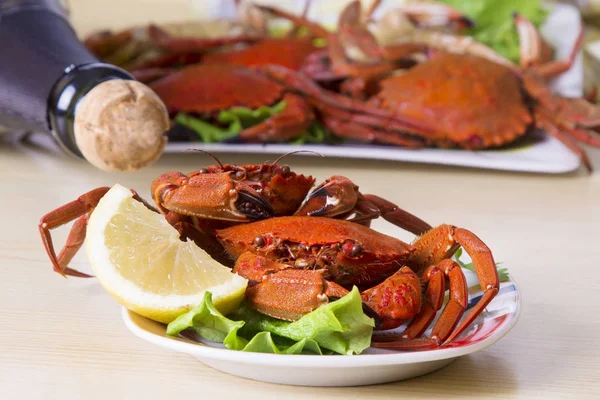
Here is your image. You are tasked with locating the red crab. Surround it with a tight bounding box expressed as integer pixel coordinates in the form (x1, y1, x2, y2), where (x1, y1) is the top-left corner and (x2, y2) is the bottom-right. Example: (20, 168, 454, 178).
(300, 4, 600, 171)
(39, 154, 432, 277)
(147, 60, 432, 146)
(216, 216, 499, 350)
(261, 0, 481, 93)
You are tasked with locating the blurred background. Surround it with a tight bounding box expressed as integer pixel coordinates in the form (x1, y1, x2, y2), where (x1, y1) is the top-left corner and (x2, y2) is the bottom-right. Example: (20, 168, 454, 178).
(4, 0, 600, 174)
(65, 0, 600, 98)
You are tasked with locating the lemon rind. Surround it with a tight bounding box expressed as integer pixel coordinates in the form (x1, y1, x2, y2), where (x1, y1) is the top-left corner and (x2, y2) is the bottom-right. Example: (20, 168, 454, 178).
(85, 184, 247, 311)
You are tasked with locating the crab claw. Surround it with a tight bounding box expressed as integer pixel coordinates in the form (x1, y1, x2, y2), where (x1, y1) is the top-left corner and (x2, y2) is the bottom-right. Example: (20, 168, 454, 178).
(361, 266, 422, 330)
(396, 2, 474, 30)
(151, 171, 273, 222)
(235, 187, 275, 220)
(294, 175, 359, 218)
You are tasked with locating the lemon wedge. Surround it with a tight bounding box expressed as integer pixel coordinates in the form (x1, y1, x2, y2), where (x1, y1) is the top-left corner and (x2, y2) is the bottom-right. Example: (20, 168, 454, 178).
(85, 184, 247, 324)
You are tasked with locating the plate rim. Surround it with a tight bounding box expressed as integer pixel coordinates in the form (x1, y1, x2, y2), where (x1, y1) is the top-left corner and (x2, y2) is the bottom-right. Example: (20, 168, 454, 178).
(122, 277, 522, 368)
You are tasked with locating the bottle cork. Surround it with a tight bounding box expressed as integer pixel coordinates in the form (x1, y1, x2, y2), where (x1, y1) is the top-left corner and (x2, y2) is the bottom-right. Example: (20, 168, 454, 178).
(73, 79, 170, 172)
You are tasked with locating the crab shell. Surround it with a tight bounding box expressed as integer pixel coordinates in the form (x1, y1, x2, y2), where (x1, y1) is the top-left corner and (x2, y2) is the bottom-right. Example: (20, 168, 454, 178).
(150, 162, 316, 220)
(373, 52, 533, 148)
(202, 38, 319, 71)
(198, 163, 317, 216)
(149, 64, 288, 115)
(215, 216, 416, 287)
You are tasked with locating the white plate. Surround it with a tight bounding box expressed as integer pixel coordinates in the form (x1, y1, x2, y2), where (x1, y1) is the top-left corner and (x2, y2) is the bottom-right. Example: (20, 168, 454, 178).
(163, 2, 583, 174)
(123, 270, 521, 386)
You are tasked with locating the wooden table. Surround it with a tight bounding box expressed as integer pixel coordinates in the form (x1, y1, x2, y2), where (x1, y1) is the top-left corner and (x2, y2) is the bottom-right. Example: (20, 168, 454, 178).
(2, 1, 600, 398)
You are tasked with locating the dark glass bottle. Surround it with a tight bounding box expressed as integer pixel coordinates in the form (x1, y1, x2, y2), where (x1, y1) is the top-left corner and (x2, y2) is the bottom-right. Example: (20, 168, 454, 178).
(0, 0, 134, 159)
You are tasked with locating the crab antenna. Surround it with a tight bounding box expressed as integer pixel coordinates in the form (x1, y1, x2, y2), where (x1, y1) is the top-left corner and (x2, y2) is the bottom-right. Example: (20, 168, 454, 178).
(185, 148, 224, 167)
(272, 150, 325, 165)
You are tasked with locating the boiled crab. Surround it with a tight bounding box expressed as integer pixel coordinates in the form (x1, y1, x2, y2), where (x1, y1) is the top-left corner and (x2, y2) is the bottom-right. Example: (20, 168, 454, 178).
(273, 2, 600, 171)
(216, 216, 499, 350)
(147, 59, 431, 146)
(38, 154, 501, 350)
(39, 153, 431, 277)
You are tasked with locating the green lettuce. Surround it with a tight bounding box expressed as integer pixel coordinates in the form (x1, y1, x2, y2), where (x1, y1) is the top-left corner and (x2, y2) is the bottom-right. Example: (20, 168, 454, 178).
(167, 287, 375, 355)
(174, 100, 342, 145)
(174, 100, 287, 143)
(439, 0, 549, 63)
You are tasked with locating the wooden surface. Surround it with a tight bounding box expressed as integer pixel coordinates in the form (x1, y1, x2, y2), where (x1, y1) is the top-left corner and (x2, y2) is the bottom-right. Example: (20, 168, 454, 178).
(2, 133, 600, 399)
(2, 0, 600, 398)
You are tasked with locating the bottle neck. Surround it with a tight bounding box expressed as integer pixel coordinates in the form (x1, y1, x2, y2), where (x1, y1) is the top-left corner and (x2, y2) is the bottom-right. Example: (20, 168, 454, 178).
(47, 63, 133, 158)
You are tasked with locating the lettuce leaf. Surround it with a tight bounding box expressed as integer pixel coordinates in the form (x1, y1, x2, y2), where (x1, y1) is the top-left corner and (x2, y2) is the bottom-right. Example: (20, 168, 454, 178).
(218, 100, 288, 131)
(167, 287, 375, 355)
(166, 291, 244, 342)
(173, 100, 286, 143)
(174, 101, 343, 145)
(438, 0, 549, 63)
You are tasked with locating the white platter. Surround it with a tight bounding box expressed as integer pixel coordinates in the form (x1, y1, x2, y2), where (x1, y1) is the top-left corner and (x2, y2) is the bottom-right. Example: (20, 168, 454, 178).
(123, 269, 521, 387)
(162, 2, 584, 174)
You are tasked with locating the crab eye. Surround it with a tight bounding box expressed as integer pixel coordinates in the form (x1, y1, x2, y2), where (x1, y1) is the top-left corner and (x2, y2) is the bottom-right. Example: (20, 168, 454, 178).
(350, 244, 363, 257)
(198, 168, 209, 174)
(253, 235, 266, 248)
(343, 243, 363, 258)
(234, 170, 246, 180)
(280, 165, 291, 178)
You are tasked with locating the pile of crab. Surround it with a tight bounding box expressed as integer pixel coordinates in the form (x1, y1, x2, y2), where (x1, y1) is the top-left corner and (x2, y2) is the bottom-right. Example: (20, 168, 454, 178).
(40, 153, 500, 350)
(84, 0, 600, 171)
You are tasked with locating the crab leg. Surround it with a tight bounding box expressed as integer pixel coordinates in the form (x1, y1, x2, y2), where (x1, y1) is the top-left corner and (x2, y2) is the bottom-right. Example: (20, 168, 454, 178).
(331, 1, 426, 79)
(538, 106, 600, 146)
(365, 0, 474, 29)
(237, 93, 315, 142)
(372, 259, 468, 350)
(362, 194, 433, 235)
(258, 64, 435, 136)
(254, 3, 330, 38)
(514, 13, 543, 69)
(293, 176, 432, 236)
(514, 12, 584, 79)
(528, 86, 600, 128)
(312, 100, 432, 139)
(372, 225, 499, 348)
(328, 28, 395, 80)
(395, 264, 446, 339)
(321, 115, 428, 147)
(417, 225, 499, 345)
(535, 110, 594, 172)
(337, 1, 385, 60)
(392, 2, 474, 30)
(38, 187, 110, 278)
(39, 188, 157, 278)
(516, 12, 600, 173)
